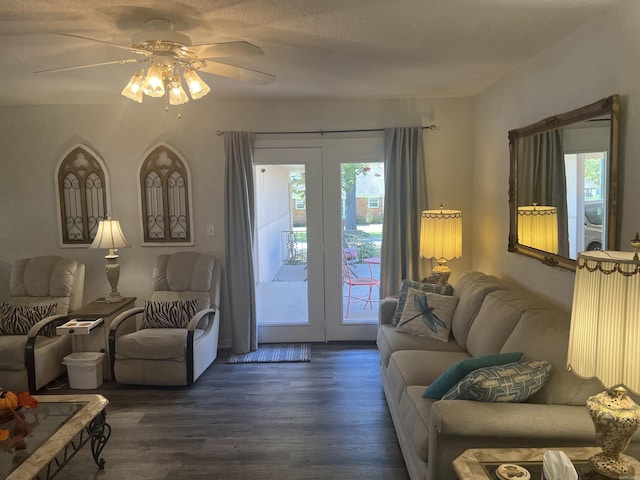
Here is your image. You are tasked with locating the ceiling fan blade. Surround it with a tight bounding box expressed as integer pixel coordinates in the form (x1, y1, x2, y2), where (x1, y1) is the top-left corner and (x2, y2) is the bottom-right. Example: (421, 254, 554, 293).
(190, 41, 264, 59)
(199, 61, 275, 85)
(57, 33, 149, 57)
(35, 58, 141, 74)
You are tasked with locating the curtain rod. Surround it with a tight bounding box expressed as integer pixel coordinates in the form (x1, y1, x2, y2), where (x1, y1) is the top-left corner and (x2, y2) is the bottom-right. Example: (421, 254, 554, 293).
(215, 125, 436, 136)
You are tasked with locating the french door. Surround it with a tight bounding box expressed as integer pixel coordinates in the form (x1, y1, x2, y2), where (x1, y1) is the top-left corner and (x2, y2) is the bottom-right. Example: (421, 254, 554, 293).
(254, 137, 383, 343)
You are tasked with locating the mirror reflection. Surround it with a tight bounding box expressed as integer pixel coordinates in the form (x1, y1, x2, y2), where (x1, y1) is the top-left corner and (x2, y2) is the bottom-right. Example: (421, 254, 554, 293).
(508, 95, 620, 271)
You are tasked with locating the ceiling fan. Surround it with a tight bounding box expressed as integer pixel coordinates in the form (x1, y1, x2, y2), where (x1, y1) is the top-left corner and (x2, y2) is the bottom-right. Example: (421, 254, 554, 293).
(36, 18, 275, 105)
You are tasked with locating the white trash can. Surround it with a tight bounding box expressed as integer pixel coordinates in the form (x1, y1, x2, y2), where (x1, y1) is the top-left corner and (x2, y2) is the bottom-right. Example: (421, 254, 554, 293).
(63, 352, 105, 389)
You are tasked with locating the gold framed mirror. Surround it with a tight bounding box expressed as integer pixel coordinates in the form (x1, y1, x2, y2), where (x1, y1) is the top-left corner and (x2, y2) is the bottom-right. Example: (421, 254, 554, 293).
(508, 95, 620, 271)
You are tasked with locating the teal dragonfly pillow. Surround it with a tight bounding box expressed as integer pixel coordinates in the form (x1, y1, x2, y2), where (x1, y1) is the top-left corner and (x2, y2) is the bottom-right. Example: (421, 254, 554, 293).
(391, 279, 454, 325)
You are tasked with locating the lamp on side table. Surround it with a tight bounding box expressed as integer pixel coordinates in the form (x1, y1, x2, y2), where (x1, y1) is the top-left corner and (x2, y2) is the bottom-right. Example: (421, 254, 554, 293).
(567, 234, 640, 478)
(90, 216, 130, 303)
(419, 206, 462, 285)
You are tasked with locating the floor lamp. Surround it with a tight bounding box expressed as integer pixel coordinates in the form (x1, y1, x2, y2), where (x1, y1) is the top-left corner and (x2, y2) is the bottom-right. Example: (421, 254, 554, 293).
(419, 207, 462, 285)
(567, 234, 640, 478)
(90, 216, 130, 303)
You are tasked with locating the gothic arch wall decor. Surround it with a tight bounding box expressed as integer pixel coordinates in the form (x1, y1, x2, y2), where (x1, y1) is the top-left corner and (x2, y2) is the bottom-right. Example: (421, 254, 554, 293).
(55, 144, 111, 246)
(138, 142, 194, 245)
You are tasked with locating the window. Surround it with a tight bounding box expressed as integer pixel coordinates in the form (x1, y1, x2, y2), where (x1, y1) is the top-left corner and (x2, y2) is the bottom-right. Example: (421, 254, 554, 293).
(139, 143, 193, 244)
(56, 145, 109, 245)
(368, 197, 379, 208)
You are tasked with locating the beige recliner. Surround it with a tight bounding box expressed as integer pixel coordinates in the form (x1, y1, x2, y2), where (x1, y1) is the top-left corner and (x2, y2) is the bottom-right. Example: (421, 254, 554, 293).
(0, 256, 85, 392)
(109, 252, 221, 386)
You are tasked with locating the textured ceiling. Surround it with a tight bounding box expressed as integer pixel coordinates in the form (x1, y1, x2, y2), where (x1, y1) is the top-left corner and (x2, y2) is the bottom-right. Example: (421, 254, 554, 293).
(0, 0, 631, 106)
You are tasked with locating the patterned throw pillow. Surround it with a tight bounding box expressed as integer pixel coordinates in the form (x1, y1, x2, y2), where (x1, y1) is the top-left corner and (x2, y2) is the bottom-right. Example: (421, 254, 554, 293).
(441, 360, 552, 403)
(0, 303, 58, 336)
(423, 352, 523, 399)
(140, 299, 199, 329)
(391, 279, 454, 325)
(394, 289, 459, 342)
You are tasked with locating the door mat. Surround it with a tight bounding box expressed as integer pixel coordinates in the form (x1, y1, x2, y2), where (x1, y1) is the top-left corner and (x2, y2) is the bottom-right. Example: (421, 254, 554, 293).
(226, 343, 311, 364)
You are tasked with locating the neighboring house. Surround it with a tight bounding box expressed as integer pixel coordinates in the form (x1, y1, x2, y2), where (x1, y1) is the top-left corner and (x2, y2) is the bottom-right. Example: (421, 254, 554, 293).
(291, 164, 384, 226)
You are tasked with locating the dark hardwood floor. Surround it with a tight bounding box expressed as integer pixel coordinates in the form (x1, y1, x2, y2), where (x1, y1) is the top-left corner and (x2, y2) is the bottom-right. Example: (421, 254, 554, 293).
(40, 343, 410, 480)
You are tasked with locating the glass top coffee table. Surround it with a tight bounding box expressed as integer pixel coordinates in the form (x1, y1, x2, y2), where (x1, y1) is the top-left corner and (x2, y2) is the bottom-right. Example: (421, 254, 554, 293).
(1, 394, 110, 480)
(453, 447, 640, 480)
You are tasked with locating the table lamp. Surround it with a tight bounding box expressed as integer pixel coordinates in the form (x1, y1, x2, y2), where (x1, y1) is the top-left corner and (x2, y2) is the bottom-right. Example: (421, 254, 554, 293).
(567, 233, 640, 478)
(90, 216, 130, 303)
(518, 204, 558, 254)
(419, 206, 462, 285)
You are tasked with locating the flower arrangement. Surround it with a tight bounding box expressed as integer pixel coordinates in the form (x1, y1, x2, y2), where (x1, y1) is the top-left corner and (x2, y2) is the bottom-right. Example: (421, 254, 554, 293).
(0, 388, 39, 450)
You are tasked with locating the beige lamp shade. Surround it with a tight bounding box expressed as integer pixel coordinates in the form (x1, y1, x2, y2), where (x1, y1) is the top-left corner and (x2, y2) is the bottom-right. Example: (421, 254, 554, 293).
(518, 205, 558, 254)
(90, 218, 130, 253)
(419, 209, 462, 261)
(568, 250, 640, 394)
(90, 217, 129, 303)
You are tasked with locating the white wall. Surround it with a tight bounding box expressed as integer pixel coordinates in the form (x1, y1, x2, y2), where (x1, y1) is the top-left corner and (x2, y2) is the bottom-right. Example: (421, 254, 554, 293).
(254, 164, 291, 282)
(0, 96, 474, 346)
(472, 1, 640, 308)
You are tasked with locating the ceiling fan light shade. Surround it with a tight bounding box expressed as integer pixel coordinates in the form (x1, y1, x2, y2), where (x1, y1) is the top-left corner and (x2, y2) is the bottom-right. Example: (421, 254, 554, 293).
(169, 80, 189, 105)
(183, 69, 210, 99)
(143, 64, 165, 97)
(121, 71, 144, 103)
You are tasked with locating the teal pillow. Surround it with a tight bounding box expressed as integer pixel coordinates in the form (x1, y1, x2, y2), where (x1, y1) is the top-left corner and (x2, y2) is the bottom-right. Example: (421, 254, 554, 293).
(441, 360, 552, 403)
(423, 352, 523, 399)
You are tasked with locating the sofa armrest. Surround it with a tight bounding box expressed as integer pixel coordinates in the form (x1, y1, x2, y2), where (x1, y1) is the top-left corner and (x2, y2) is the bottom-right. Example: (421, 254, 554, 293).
(27, 314, 69, 337)
(427, 400, 600, 480)
(379, 296, 398, 326)
(109, 307, 143, 333)
(108, 307, 143, 381)
(187, 308, 216, 332)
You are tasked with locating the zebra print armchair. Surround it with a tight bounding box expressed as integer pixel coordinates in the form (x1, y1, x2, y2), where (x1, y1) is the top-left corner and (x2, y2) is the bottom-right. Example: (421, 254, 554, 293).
(109, 252, 221, 386)
(0, 256, 85, 392)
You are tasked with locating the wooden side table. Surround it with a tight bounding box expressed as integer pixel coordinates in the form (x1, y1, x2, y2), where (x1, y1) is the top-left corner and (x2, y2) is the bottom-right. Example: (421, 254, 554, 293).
(69, 297, 136, 380)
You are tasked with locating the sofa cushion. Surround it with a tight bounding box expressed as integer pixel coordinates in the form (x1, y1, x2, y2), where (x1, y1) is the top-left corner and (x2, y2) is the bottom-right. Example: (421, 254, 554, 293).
(450, 272, 506, 349)
(395, 290, 459, 342)
(442, 360, 552, 402)
(377, 324, 466, 368)
(153, 252, 214, 293)
(465, 289, 539, 357)
(10, 256, 78, 298)
(399, 386, 437, 462)
(423, 351, 523, 399)
(501, 308, 604, 406)
(0, 303, 57, 336)
(140, 299, 198, 329)
(386, 350, 471, 404)
(391, 280, 454, 325)
(116, 328, 190, 361)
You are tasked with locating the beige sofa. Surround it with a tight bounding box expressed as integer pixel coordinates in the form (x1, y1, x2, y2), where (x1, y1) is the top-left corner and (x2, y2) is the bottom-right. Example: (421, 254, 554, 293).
(377, 271, 640, 480)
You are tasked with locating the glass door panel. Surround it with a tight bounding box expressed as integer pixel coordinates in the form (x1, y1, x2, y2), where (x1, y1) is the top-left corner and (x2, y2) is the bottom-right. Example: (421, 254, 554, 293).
(253, 137, 384, 343)
(340, 162, 383, 323)
(253, 148, 325, 343)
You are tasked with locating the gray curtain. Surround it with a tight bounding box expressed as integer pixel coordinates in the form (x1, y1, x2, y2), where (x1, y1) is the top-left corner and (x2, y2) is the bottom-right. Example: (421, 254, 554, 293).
(517, 130, 570, 256)
(380, 127, 428, 298)
(224, 131, 258, 354)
